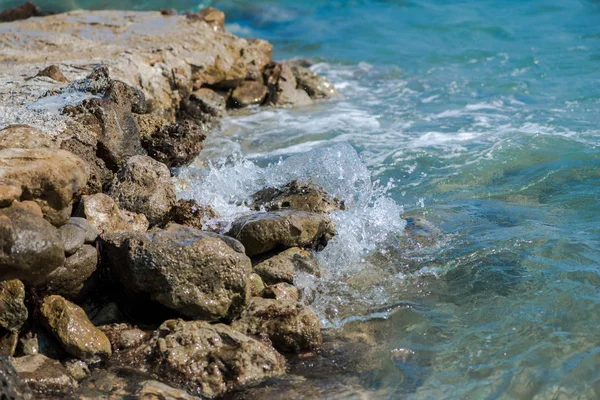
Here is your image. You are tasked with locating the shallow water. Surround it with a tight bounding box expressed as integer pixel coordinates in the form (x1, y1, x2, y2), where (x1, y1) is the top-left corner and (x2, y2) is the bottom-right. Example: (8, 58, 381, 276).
(7, 0, 600, 398)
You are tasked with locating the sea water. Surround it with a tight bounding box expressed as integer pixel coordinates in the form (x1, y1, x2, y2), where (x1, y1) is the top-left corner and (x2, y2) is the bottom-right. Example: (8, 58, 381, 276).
(7, 0, 600, 398)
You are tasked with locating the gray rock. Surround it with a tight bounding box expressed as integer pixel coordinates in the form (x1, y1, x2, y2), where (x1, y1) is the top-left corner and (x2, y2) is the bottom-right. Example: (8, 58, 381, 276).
(251, 180, 345, 214)
(45, 244, 98, 300)
(168, 199, 220, 231)
(0, 280, 28, 333)
(78, 193, 149, 235)
(227, 211, 336, 257)
(0, 356, 33, 400)
(108, 155, 176, 226)
(58, 223, 86, 256)
(254, 247, 320, 285)
(291, 65, 340, 99)
(11, 354, 77, 396)
(67, 217, 99, 243)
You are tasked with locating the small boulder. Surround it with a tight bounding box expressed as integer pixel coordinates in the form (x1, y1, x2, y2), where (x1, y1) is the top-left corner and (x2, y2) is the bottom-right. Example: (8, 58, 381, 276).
(291, 65, 340, 99)
(0, 332, 18, 356)
(264, 63, 312, 107)
(35, 65, 68, 83)
(63, 359, 90, 382)
(78, 193, 149, 234)
(262, 283, 299, 302)
(180, 88, 226, 129)
(147, 319, 286, 398)
(0, 125, 56, 150)
(0, 356, 33, 400)
(11, 354, 77, 396)
(169, 199, 219, 231)
(248, 273, 265, 297)
(254, 247, 319, 285)
(44, 244, 98, 300)
(108, 155, 176, 226)
(229, 80, 268, 108)
(99, 323, 149, 352)
(227, 211, 336, 256)
(106, 80, 148, 114)
(232, 297, 322, 353)
(134, 114, 170, 140)
(66, 217, 99, 244)
(251, 180, 344, 214)
(0, 280, 28, 333)
(39, 295, 112, 362)
(141, 120, 206, 168)
(58, 223, 86, 256)
(186, 7, 225, 32)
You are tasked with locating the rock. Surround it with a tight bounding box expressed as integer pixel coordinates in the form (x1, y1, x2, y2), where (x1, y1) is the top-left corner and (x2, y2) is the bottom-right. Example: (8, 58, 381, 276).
(78, 193, 149, 234)
(141, 120, 206, 168)
(137, 380, 200, 400)
(0, 147, 89, 226)
(186, 7, 225, 33)
(108, 155, 176, 226)
(17, 329, 65, 360)
(0, 356, 34, 400)
(264, 62, 313, 107)
(44, 244, 98, 300)
(11, 354, 77, 395)
(0, 205, 65, 285)
(99, 323, 149, 352)
(134, 114, 170, 140)
(160, 8, 178, 16)
(35, 65, 68, 82)
(262, 283, 299, 302)
(227, 211, 336, 257)
(251, 180, 345, 214)
(232, 297, 322, 353)
(10, 201, 43, 218)
(67, 217, 99, 243)
(0, 280, 28, 333)
(106, 79, 148, 114)
(254, 247, 320, 285)
(18, 334, 39, 356)
(291, 65, 340, 99)
(147, 319, 286, 398)
(0, 1, 40, 23)
(0, 124, 56, 150)
(103, 226, 251, 320)
(58, 223, 86, 256)
(0, 332, 18, 357)
(229, 80, 268, 108)
(63, 358, 90, 381)
(168, 199, 219, 231)
(88, 302, 123, 326)
(39, 295, 112, 361)
(180, 88, 226, 129)
(248, 273, 265, 297)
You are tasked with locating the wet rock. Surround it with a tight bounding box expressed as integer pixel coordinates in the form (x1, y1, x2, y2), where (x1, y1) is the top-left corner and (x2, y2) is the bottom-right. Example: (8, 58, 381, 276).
(180, 88, 226, 129)
(264, 62, 313, 107)
(99, 323, 149, 352)
(78, 193, 149, 234)
(18, 334, 39, 356)
(0, 357, 34, 400)
(232, 297, 322, 353)
(229, 80, 268, 108)
(58, 223, 86, 256)
(35, 65, 68, 82)
(251, 180, 344, 214)
(0, 147, 89, 226)
(108, 155, 176, 226)
(142, 120, 206, 168)
(67, 217, 99, 244)
(0, 205, 65, 285)
(88, 302, 123, 326)
(168, 199, 219, 230)
(137, 379, 200, 400)
(11, 354, 77, 395)
(63, 358, 90, 381)
(0, 332, 18, 356)
(254, 247, 320, 285)
(291, 65, 340, 99)
(147, 319, 286, 398)
(17, 329, 66, 360)
(262, 283, 299, 302)
(44, 244, 97, 300)
(39, 295, 112, 361)
(0, 1, 40, 23)
(0, 280, 28, 334)
(103, 226, 251, 320)
(248, 273, 266, 297)
(227, 211, 336, 257)
(0, 124, 56, 150)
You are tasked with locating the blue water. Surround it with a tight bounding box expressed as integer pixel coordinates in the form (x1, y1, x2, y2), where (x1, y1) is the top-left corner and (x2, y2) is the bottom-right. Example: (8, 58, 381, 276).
(6, 0, 600, 398)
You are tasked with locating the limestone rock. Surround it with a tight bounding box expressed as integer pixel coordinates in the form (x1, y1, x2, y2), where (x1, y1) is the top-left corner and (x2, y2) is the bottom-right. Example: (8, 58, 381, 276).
(0, 1, 40, 23)
(227, 211, 336, 256)
(0, 205, 65, 285)
(147, 319, 286, 398)
(0, 125, 56, 150)
(67, 217, 99, 244)
(232, 297, 322, 353)
(108, 155, 176, 226)
(291, 65, 340, 99)
(262, 283, 299, 302)
(35, 65, 69, 82)
(142, 120, 206, 168)
(180, 88, 226, 129)
(0, 357, 33, 400)
(39, 295, 112, 361)
(11, 354, 77, 396)
(134, 114, 170, 140)
(79, 193, 149, 234)
(58, 223, 86, 256)
(248, 273, 266, 297)
(63, 359, 90, 381)
(168, 199, 219, 231)
(251, 180, 345, 214)
(187, 7, 225, 33)
(44, 244, 98, 300)
(230, 80, 268, 108)
(264, 63, 313, 107)
(254, 247, 320, 285)
(0, 280, 28, 333)
(0, 147, 89, 225)
(103, 226, 251, 320)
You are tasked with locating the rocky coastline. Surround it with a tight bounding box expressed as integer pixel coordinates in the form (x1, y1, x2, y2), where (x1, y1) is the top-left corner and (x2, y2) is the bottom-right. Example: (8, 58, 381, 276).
(0, 3, 348, 399)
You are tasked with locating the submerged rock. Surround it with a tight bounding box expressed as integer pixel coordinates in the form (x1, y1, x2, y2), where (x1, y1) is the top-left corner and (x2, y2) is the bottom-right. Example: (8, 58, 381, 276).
(227, 211, 336, 257)
(0, 280, 28, 334)
(251, 180, 345, 214)
(291, 65, 340, 99)
(137, 379, 201, 400)
(141, 120, 206, 168)
(0, 125, 56, 150)
(254, 247, 320, 285)
(78, 193, 149, 234)
(264, 62, 313, 107)
(147, 319, 286, 398)
(0, 356, 34, 400)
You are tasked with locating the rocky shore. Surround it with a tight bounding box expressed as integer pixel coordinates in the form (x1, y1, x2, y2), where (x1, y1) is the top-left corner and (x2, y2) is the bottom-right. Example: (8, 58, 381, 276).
(0, 3, 345, 399)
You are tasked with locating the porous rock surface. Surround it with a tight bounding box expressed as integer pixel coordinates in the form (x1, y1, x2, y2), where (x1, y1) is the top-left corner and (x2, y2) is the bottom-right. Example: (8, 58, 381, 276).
(254, 247, 320, 285)
(0, 356, 34, 400)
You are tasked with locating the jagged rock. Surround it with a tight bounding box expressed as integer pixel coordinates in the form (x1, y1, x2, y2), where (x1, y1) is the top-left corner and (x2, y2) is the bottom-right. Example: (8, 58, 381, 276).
(227, 211, 336, 257)
(147, 319, 286, 398)
(106, 79, 147, 114)
(39, 295, 112, 361)
(160, 8, 178, 16)
(0, 332, 18, 356)
(0, 356, 34, 400)
(232, 297, 322, 353)
(0, 205, 65, 285)
(264, 62, 313, 107)
(0, 125, 56, 150)
(102, 226, 251, 320)
(251, 180, 345, 213)
(0, 1, 40, 23)
(134, 114, 170, 140)
(0, 147, 89, 225)
(168, 199, 219, 231)
(63, 359, 90, 382)
(11, 354, 77, 395)
(229, 80, 268, 108)
(262, 283, 299, 302)
(137, 380, 200, 400)
(99, 323, 149, 352)
(67, 217, 99, 244)
(35, 65, 68, 82)
(78, 193, 149, 234)
(58, 223, 86, 256)
(180, 88, 226, 129)
(108, 155, 176, 226)
(142, 120, 206, 168)
(291, 65, 340, 99)
(16, 329, 66, 360)
(186, 7, 225, 33)
(0, 280, 28, 333)
(254, 247, 320, 285)
(44, 244, 97, 300)
(248, 273, 266, 297)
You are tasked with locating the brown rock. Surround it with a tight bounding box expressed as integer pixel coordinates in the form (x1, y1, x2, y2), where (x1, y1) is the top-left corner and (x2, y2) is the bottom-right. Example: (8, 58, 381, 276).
(63, 358, 90, 382)
(187, 7, 225, 32)
(291, 65, 340, 99)
(168, 199, 219, 230)
(10, 201, 43, 218)
(0, 331, 18, 356)
(35, 65, 68, 82)
(0, 280, 28, 333)
(229, 80, 268, 108)
(134, 113, 169, 140)
(254, 247, 320, 285)
(11, 354, 77, 396)
(78, 193, 149, 234)
(0, 124, 56, 150)
(248, 273, 265, 297)
(0, 357, 33, 400)
(137, 380, 200, 400)
(262, 283, 299, 302)
(251, 180, 345, 213)
(264, 62, 313, 107)
(99, 323, 149, 352)
(180, 88, 226, 129)
(142, 120, 206, 168)
(0, 1, 40, 23)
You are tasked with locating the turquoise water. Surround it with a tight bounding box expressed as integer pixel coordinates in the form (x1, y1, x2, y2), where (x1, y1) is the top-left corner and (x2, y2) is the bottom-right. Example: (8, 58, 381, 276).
(6, 0, 600, 398)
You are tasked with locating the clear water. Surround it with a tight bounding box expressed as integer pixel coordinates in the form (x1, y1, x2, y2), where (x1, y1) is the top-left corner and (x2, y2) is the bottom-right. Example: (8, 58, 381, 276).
(7, 0, 600, 398)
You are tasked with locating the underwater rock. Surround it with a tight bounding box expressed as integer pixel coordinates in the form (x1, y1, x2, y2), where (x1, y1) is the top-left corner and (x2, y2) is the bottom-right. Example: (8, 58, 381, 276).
(11, 354, 77, 396)
(254, 247, 320, 285)
(0, 125, 56, 150)
(141, 120, 206, 168)
(251, 180, 345, 214)
(291, 65, 340, 99)
(44, 244, 97, 300)
(264, 62, 313, 107)
(229, 80, 268, 108)
(168, 199, 219, 231)
(261, 283, 299, 302)
(108, 155, 176, 226)
(227, 211, 336, 257)
(0, 356, 33, 400)
(35, 65, 68, 83)
(78, 193, 149, 234)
